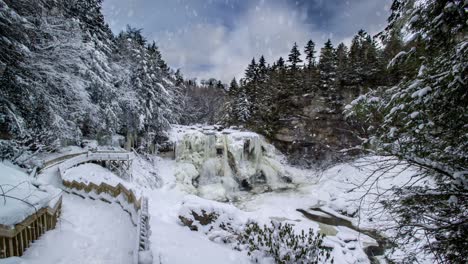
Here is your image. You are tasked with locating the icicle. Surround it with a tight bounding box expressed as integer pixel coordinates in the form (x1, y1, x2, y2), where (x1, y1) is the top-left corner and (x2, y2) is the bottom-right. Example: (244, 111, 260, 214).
(171, 125, 291, 200)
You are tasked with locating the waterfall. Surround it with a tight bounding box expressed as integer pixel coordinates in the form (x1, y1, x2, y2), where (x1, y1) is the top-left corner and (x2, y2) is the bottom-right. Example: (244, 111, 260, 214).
(170, 125, 292, 200)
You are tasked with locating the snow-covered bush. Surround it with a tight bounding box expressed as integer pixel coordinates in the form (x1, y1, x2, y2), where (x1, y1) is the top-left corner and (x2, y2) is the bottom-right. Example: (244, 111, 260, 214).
(178, 196, 335, 263)
(236, 221, 333, 264)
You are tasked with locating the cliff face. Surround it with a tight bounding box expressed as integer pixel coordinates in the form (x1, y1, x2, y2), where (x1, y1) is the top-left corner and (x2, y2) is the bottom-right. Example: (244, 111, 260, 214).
(270, 90, 362, 167)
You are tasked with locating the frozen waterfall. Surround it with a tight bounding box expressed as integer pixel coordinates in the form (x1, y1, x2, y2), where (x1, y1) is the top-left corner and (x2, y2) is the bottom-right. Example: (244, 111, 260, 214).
(169, 125, 293, 201)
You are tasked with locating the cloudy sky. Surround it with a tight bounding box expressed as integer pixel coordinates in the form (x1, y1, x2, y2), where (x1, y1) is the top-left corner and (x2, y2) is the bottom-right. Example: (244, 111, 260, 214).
(102, 0, 392, 82)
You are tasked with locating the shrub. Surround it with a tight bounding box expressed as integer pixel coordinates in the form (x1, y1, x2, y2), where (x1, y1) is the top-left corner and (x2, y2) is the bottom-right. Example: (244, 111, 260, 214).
(237, 221, 333, 264)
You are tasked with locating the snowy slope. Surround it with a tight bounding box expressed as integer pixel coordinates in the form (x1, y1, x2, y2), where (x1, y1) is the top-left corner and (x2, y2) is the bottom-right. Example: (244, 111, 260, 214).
(13, 137, 431, 264)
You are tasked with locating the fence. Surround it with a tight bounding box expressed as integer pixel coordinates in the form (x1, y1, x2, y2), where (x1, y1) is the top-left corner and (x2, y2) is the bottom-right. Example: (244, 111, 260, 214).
(62, 164, 152, 264)
(0, 197, 62, 258)
(58, 152, 135, 180)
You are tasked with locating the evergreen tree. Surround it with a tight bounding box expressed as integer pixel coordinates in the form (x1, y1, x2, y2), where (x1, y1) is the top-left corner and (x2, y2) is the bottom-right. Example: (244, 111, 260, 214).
(228, 78, 239, 97)
(276, 57, 286, 71)
(288, 42, 302, 70)
(318, 39, 337, 91)
(244, 58, 258, 83)
(304, 40, 316, 69)
(347, 1, 468, 262)
(175, 69, 184, 86)
(348, 35, 363, 84)
(335, 43, 349, 85)
(258, 55, 268, 82)
(382, 31, 404, 85)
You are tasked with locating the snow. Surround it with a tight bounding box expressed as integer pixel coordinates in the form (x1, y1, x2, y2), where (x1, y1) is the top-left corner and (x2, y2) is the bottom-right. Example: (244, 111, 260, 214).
(63, 163, 139, 194)
(0, 162, 61, 226)
(170, 125, 295, 201)
(145, 158, 252, 264)
(410, 111, 420, 118)
(5, 130, 434, 264)
(148, 156, 402, 263)
(146, 155, 422, 264)
(19, 194, 136, 264)
(411, 86, 432, 98)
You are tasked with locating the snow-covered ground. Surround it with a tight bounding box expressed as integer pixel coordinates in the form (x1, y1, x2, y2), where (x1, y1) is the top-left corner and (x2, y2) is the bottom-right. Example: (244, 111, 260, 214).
(144, 158, 251, 264)
(147, 157, 375, 264)
(144, 154, 430, 264)
(5, 194, 135, 264)
(2, 127, 432, 264)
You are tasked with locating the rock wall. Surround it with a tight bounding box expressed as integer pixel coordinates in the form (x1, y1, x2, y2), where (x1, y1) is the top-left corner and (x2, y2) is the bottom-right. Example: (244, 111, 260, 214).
(271, 90, 362, 167)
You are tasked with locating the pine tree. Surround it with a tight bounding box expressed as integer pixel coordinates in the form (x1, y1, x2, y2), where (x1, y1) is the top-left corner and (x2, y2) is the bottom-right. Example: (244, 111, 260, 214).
(382, 31, 404, 85)
(244, 58, 258, 83)
(276, 57, 286, 71)
(175, 69, 184, 86)
(228, 78, 239, 97)
(335, 43, 349, 85)
(346, 1, 468, 262)
(216, 80, 224, 90)
(257, 55, 268, 83)
(304, 40, 316, 69)
(318, 39, 337, 91)
(348, 35, 363, 84)
(288, 42, 302, 70)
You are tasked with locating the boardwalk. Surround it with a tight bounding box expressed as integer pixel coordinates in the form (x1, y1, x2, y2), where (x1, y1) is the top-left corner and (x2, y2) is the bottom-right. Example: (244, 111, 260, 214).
(20, 194, 136, 264)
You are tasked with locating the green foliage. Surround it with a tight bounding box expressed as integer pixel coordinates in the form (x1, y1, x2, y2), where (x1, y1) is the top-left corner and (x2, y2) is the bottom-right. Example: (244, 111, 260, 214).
(237, 221, 333, 264)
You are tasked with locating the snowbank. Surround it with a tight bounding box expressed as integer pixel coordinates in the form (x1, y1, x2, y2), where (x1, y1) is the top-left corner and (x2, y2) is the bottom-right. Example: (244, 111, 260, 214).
(0, 162, 61, 226)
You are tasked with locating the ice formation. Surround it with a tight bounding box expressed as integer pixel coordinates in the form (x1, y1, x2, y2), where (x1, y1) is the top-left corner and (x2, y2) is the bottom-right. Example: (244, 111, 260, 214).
(170, 125, 293, 200)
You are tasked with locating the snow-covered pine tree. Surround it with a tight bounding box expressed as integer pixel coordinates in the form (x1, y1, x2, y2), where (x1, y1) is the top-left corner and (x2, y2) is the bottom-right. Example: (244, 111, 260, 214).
(335, 43, 349, 86)
(318, 39, 337, 91)
(0, 0, 184, 158)
(346, 0, 467, 262)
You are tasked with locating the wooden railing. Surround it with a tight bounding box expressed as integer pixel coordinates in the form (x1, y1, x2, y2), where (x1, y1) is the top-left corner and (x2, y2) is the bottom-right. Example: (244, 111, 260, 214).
(0, 197, 62, 258)
(62, 169, 152, 264)
(58, 152, 135, 176)
(62, 180, 142, 213)
(41, 150, 134, 173)
(137, 198, 151, 256)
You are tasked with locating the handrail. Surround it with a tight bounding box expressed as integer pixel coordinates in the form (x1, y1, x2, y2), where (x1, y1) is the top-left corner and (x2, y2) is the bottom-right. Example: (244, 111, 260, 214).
(58, 152, 136, 178)
(41, 150, 134, 172)
(62, 180, 142, 212)
(58, 151, 152, 264)
(0, 196, 62, 258)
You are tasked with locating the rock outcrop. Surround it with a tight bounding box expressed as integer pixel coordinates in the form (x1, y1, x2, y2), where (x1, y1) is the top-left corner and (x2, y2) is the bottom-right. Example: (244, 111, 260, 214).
(271, 90, 362, 167)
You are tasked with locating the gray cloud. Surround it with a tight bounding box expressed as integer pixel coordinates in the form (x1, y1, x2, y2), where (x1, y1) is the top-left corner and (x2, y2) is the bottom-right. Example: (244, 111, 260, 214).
(103, 0, 391, 82)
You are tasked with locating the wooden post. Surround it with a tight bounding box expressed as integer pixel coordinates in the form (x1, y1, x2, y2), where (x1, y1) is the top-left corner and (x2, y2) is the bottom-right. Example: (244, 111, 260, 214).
(20, 230, 25, 255)
(8, 238, 13, 258)
(43, 214, 48, 231)
(33, 220, 38, 241)
(14, 235, 19, 256)
(34, 218, 39, 240)
(1, 237, 6, 258)
(39, 214, 44, 235)
(26, 226, 31, 251)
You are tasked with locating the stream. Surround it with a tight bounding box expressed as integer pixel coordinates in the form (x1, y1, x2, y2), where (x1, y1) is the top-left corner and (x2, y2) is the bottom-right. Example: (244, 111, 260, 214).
(297, 207, 390, 264)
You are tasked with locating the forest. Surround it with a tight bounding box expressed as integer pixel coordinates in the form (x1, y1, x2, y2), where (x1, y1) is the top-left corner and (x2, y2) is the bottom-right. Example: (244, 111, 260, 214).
(0, 0, 466, 263)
